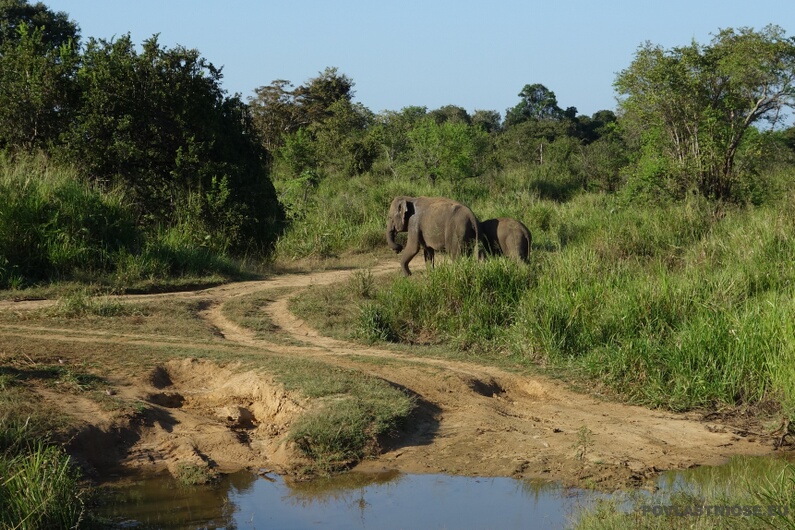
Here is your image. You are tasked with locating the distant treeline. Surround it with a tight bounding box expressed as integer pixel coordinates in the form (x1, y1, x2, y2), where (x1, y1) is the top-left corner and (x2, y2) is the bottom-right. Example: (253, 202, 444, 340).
(2, 1, 795, 286)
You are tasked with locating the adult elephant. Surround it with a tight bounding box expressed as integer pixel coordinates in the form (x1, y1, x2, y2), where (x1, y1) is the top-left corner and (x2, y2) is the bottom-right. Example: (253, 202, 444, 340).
(386, 196, 479, 276)
(479, 217, 532, 263)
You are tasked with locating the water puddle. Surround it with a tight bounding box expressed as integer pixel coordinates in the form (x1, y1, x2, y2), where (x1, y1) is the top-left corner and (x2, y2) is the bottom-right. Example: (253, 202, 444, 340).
(96, 469, 601, 529)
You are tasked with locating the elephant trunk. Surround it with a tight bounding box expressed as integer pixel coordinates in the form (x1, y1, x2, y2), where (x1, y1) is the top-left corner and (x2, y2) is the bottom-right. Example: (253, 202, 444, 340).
(386, 219, 402, 253)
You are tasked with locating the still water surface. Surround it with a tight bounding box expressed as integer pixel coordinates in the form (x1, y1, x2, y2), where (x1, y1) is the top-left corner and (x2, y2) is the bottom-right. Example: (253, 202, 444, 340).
(97, 469, 600, 529)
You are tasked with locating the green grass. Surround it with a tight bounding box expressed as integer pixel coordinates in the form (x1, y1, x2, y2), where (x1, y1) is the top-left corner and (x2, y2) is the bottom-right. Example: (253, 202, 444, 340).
(330, 189, 795, 414)
(287, 269, 392, 341)
(262, 357, 415, 473)
(0, 374, 92, 529)
(173, 462, 219, 486)
(1, 440, 87, 529)
(287, 378, 415, 473)
(5, 144, 795, 512)
(0, 153, 256, 292)
(359, 256, 534, 350)
(572, 456, 795, 529)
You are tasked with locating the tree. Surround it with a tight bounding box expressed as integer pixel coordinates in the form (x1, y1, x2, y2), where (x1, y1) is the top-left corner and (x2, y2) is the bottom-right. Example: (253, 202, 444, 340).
(0, 0, 79, 149)
(429, 105, 471, 125)
(504, 83, 563, 127)
(249, 67, 358, 155)
(248, 79, 299, 152)
(293, 66, 355, 127)
(0, 0, 76, 48)
(310, 99, 376, 176)
(404, 116, 489, 185)
(471, 109, 502, 133)
(251, 68, 379, 186)
(368, 106, 428, 177)
(59, 34, 283, 253)
(615, 25, 795, 200)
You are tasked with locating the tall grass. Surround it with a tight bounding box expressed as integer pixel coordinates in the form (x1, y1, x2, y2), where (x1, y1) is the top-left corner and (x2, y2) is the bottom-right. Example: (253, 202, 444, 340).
(272, 172, 494, 260)
(573, 456, 795, 529)
(359, 256, 533, 350)
(0, 154, 138, 288)
(0, 388, 88, 529)
(0, 440, 86, 529)
(357, 186, 795, 412)
(0, 154, 247, 290)
(513, 195, 795, 410)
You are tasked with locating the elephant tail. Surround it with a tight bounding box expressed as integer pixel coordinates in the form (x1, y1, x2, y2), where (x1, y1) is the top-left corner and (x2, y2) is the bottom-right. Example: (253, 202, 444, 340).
(472, 216, 482, 259)
(522, 228, 532, 262)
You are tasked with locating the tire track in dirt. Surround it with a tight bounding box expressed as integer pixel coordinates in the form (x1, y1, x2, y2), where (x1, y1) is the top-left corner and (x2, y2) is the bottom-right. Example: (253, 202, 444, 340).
(194, 259, 779, 488)
(0, 257, 779, 489)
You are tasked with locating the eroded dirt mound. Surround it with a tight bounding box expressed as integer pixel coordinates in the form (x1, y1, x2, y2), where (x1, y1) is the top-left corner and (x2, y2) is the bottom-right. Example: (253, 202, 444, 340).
(114, 358, 309, 479)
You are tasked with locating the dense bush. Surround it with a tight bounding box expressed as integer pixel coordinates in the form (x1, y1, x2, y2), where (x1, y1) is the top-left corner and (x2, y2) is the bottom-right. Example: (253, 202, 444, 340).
(0, 155, 137, 287)
(1, 2, 285, 260)
(0, 155, 243, 289)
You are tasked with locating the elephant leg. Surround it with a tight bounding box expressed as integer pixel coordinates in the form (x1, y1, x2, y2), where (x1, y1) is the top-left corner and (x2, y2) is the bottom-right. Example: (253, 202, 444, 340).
(423, 247, 435, 269)
(400, 233, 422, 276)
(446, 233, 461, 260)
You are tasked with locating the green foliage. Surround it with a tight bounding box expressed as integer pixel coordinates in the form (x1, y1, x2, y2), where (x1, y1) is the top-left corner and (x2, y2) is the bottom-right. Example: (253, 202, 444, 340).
(360, 257, 534, 349)
(616, 25, 795, 200)
(0, 154, 246, 289)
(311, 100, 377, 177)
(173, 462, 219, 486)
(754, 462, 795, 529)
(0, 154, 138, 287)
(288, 372, 414, 473)
(266, 356, 414, 474)
(0, 2, 284, 262)
(402, 116, 490, 185)
(575, 456, 795, 529)
(272, 173, 393, 259)
(367, 106, 429, 177)
(512, 196, 795, 410)
(0, 385, 88, 530)
(57, 34, 284, 253)
(48, 289, 133, 318)
(249, 67, 358, 153)
(0, 441, 85, 529)
(0, 0, 79, 150)
(342, 185, 795, 412)
(504, 83, 565, 126)
(279, 128, 318, 180)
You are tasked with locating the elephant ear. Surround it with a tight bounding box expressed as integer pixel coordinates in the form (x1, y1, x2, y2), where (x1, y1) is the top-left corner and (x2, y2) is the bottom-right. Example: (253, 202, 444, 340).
(395, 197, 414, 229)
(402, 199, 415, 225)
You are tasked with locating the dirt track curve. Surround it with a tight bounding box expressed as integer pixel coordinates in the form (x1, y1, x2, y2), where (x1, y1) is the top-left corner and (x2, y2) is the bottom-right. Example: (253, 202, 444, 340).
(0, 258, 778, 489)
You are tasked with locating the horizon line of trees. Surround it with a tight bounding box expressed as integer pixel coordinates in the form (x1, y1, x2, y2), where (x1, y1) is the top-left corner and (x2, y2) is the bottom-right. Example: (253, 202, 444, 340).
(2, 0, 795, 256)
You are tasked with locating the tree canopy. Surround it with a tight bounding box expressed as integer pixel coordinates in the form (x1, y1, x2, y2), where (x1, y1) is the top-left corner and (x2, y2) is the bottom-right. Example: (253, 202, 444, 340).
(0, 0, 79, 150)
(0, 1, 284, 255)
(616, 24, 795, 199)
(504, 83, 565, 126)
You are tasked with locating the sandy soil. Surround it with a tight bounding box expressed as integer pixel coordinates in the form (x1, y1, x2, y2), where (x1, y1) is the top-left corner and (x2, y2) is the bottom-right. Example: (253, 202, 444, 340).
(0, 257, 781, 490)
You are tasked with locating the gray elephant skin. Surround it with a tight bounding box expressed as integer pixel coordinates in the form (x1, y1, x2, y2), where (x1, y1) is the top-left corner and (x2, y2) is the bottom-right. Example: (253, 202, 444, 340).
(386, 196, 480, 276)
(480, 217, 532, 262)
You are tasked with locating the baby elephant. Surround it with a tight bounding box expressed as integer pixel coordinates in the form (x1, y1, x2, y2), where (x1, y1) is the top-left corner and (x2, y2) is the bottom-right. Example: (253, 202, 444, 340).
(480, 217, 532, 263)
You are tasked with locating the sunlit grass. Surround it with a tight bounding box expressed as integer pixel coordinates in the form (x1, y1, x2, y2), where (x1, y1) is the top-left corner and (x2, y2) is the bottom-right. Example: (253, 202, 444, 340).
(573, 456, 795, 529)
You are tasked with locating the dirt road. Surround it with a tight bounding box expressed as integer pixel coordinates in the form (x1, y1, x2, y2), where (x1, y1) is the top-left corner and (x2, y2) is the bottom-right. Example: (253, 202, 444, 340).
(0, 259, 777, 489)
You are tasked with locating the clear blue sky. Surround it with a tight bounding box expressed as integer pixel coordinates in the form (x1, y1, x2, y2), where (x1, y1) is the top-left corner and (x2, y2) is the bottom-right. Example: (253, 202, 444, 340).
(43, 1, 795, 119)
